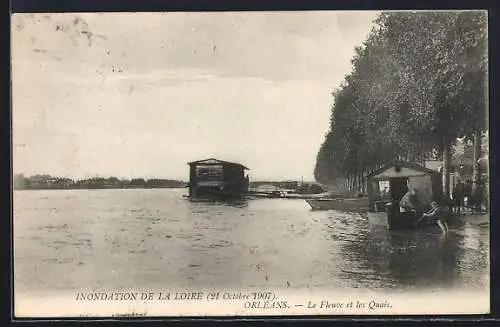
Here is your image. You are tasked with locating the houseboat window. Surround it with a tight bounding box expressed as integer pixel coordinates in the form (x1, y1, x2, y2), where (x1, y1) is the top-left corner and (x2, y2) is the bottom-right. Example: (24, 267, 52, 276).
(378, 180, 391, 199)
(379, 180, 389, 191)
(196, 165, 223, 178)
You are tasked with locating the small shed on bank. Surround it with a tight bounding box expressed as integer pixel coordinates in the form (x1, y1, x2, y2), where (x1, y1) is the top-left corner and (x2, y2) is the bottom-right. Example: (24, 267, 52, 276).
(366, 161, 442, 212)
(187, 158, 249, 197)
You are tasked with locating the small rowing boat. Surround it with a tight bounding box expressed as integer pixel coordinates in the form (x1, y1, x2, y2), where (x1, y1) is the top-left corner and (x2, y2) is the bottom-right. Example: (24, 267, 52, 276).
(305, 197, 369, 211)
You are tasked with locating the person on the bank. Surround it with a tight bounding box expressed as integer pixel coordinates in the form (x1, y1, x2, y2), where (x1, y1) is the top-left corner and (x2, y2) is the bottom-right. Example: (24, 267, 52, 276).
(452, 181, 465, 214)
(419, 201, 449, 233)
(399, 188, 420, 213)
(471, 181, 484, 212)
(464, 179, 473, 212)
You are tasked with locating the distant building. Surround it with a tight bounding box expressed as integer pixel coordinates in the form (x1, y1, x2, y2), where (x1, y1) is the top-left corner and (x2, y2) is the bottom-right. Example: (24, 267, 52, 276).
(187, 158, 249, 198)
(424, 160, 443, 172)
(13, 174, 25, 190)
(59, 178, 74, 188)
(25, 174, 52, 189)
(277, 181, 298, 190)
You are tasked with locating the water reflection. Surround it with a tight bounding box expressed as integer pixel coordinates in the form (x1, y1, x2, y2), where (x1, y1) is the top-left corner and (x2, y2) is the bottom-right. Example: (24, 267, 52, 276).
(455, 223, 490, 288)
(187, 197, 249, 209)
(334, 211, 488, 290)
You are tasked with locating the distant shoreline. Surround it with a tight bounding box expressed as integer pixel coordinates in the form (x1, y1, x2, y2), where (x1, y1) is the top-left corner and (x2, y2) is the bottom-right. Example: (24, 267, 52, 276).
(13, 174, 325, 192)
(13, 186, 187, 191)
(12, 174, 188, 191)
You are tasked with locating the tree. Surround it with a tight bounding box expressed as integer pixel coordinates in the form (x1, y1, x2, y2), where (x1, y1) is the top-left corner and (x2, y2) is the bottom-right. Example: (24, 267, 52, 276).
(378, 11, 487, 196)
(314, 11, 487, 198)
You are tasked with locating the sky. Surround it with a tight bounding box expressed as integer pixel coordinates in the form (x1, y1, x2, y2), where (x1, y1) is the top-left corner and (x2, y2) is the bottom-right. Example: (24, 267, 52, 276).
(12, 11, 379, 181)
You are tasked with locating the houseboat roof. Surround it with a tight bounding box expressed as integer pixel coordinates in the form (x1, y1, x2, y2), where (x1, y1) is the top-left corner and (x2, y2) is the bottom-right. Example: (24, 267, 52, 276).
(187, 158, 249, 170)
(367, 160, 438, 181)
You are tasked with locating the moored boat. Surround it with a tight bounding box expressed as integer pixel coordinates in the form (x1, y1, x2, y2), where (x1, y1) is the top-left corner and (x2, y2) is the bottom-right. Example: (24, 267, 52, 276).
(367, 209, 427, 230)
(186, 158, 250, 199)
(305, 197, 369, 211)
(247, 189, 332, 199)
(366, 161, 444, 231)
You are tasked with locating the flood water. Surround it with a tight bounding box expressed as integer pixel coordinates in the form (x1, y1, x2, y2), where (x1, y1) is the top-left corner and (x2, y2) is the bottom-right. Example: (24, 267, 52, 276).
(14, 189, 489, 294)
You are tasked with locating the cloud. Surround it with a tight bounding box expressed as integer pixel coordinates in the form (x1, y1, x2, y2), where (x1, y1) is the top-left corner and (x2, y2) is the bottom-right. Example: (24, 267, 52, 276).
(12, 11, 379, 82)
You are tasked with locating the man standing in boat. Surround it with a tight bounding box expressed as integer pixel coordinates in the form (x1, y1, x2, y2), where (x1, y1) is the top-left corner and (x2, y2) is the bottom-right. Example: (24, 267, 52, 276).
(399, 188, 420, 213)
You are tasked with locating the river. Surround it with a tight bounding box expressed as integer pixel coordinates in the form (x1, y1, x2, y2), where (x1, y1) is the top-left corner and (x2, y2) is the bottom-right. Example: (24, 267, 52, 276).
(13, 188, 489, 295)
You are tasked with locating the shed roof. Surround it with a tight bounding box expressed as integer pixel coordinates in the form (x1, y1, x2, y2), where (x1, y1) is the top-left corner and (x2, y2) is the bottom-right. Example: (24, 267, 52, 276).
(367, 160, 438, 181)
(187, 158, 249, 170)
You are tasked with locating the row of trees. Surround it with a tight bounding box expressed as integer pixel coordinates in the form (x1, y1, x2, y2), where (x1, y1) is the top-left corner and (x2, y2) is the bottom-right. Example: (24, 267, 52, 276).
(314, 11, 487, 196)
(13, 174, 187, 190)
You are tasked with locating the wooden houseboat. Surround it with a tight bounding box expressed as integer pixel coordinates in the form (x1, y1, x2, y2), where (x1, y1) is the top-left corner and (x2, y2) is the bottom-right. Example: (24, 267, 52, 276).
(187, 158, 249, 198)
(366, 161, 443, 230)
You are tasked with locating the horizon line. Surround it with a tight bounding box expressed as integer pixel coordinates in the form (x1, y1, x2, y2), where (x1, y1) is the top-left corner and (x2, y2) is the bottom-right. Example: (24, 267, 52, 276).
(12, 173, 318, 182)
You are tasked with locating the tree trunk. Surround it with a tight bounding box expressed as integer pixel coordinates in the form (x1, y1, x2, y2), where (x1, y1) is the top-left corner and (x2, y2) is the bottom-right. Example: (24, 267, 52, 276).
(362, 170, 367, 193)
(472, 129, 481, 185)
(442, 140, 452, 199)
(359, 171, 363, 193)
(364, 171, 367, 192)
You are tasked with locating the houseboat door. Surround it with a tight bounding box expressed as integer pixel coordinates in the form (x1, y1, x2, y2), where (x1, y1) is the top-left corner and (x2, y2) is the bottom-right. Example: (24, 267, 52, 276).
(385, 177, 409, 229)
(389, 177, 409, 204)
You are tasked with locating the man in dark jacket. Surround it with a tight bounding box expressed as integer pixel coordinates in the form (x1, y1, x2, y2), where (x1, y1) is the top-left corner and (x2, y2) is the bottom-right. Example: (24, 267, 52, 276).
(452, 181, 465, 215)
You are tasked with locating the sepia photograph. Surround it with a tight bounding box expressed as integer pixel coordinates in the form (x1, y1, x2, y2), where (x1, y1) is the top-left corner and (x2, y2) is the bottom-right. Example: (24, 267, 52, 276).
(11, 10, 489, 317)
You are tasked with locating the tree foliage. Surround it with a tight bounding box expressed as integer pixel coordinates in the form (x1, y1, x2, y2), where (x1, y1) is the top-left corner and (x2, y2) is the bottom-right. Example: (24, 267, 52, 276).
(314, 11, 487, 188)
